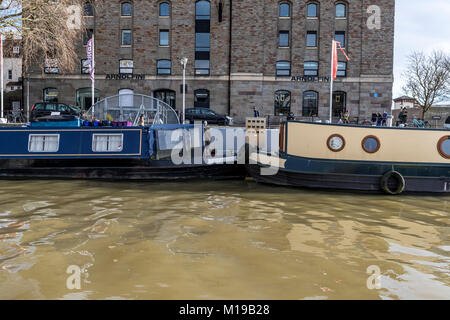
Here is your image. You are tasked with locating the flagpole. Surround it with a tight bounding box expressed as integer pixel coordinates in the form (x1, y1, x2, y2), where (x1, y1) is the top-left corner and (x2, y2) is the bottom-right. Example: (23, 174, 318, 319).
(329, 40, 334, 123)
(91, 34, 95, 120)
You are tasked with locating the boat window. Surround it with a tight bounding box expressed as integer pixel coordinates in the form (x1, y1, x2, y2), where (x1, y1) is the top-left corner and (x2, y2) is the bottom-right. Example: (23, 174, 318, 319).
(327, 134, 345, 152)
(92, 134, 124, 152)
(437, 136, 450, 159)
(362, 135, 381, 154)
(28, 134, 60, 153)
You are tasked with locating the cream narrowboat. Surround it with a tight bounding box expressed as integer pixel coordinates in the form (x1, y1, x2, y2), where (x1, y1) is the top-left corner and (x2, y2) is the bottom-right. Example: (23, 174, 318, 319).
(248, 121, 450, 194)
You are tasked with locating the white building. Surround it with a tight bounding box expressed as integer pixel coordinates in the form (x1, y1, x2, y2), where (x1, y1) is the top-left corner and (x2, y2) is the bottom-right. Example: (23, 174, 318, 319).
(2, 40, 22, 93)
(393, 96, 419, 110)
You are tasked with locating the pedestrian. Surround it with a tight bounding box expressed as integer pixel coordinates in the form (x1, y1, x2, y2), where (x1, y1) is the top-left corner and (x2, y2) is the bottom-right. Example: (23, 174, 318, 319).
(382, 111, 388, 126)
(343, 110, 350, 124)
(253, 106, 260, 118)
(371, 113, 378, 125)
(376, 112, 383, 126)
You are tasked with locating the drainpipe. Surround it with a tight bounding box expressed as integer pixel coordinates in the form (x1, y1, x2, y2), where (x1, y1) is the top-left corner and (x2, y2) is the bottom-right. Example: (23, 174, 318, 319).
(227, 0, 232, 116)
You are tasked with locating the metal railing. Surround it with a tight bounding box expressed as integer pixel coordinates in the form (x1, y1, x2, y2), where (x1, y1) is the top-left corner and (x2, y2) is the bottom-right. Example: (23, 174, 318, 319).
(87, 94, 180, 126)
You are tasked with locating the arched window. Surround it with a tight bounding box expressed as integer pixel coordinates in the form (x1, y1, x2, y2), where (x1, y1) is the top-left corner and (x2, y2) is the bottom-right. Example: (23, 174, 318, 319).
(196, 1, 211, 20)
(119, 89, 134, 107)
(302, 91, 318, 117)
(76, 88, 100, 110)
(307, 3, 318, 18)
(274, 90, 291, 116)
(159, 2, 170, 17)
(332, 91, 347, 117)
(157, 60, 172, 75)
(194, 89, 210, 108)
(279, 3, 291, 18)
(83, 2, 94, 16)
(43, 88, 59, 103)
(336, 3, 347, 18)
(121, 2, 133, 17)
(154, 89, 176, 109)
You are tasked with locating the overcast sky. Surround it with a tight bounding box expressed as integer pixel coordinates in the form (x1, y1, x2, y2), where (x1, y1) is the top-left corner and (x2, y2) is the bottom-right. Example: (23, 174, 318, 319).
(393, 0, 450, 101)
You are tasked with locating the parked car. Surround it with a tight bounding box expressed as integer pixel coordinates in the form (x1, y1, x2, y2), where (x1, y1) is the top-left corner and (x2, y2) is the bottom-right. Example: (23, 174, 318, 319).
(445, 116, 450, 129)
(31, 102, 81, 121)
(185, 108, 233, 126)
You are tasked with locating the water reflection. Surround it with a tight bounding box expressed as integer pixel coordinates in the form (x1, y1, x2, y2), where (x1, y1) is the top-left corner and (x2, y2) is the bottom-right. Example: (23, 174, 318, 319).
(0, 179, 448, 299)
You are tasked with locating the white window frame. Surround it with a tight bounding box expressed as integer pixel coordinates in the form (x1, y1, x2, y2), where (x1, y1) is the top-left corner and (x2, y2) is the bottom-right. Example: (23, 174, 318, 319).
(28, 134, 60, 153)
(92, 134, 124, 152)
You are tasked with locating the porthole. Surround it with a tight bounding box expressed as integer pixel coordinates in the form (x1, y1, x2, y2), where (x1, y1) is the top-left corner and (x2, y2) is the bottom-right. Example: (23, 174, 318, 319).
(437, 136, 450, 159)
(362, 135, 381, 154)
(327, 134, 345, 152)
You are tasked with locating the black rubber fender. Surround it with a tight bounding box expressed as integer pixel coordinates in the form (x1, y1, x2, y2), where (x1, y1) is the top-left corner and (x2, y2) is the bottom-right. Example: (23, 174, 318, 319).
(381, 171, 405, 195)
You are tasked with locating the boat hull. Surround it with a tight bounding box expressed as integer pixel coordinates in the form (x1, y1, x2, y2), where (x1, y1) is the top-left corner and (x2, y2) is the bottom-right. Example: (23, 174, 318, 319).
(0, 159, 246, 181)
(247, 164, 450, 193)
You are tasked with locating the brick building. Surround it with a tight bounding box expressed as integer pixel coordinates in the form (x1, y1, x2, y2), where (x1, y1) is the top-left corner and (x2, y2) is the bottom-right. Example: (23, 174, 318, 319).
(27, 0, 395, 123)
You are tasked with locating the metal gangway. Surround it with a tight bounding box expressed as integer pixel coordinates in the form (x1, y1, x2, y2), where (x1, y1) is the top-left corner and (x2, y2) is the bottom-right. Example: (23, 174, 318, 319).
(87, 94, 180, 125)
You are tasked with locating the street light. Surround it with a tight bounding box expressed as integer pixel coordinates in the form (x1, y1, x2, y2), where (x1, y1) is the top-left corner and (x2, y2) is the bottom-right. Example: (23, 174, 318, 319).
(180, 57, 188, 124)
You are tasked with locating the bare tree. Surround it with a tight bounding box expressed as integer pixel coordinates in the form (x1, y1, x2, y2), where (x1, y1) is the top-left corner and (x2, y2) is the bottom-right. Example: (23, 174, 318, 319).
(1, 0, 98, 73)
(402, 51, 450, 118)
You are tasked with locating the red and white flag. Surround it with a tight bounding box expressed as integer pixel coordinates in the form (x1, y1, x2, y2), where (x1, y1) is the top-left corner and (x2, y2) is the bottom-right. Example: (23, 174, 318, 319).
(86, 38, 95, 82)
(332, 40, 350, 79)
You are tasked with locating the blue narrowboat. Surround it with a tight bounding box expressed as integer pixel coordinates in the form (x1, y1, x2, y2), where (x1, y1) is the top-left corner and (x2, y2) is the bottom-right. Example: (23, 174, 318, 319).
(0, 122, 245, 180)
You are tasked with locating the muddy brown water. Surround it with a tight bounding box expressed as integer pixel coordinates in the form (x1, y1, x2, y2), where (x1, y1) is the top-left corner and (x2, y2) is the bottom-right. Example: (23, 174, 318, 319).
(0, 179, 449, 300)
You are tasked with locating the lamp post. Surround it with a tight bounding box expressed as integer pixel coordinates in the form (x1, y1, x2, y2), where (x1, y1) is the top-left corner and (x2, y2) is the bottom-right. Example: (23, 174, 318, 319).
(180, 57, 188, 124)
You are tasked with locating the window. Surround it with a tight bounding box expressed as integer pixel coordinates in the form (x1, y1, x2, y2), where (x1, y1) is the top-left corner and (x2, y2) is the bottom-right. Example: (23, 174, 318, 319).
(336, 3, 346, 18)
(120, 60, 134, 74)
(195, 1, 211, 76)
(279, 3, 291, 18)
(303, 91, 318, 117)
(44, 59, 59, 74)
(43, 88, 59, 103)
(362, 136, 381, 154)
(437, 136, 450, 159)
(83, 29, 94, 46)
(304, 61, 318, 76)
(154, 89, 176, 109)
(159, 2, 170, 17)
(194, 89, 210, 108)
(28, 134, 60, 153)
(83, 2, 94, 16)
(276, 61, 291, 76)
(335, 31, 346, 47)
(337, 62, 347, 77)
(195, 60, 210, 75)
(118, 89, 134, 108)
(274, 90, 291, 116)
(81, 59, 90, 74)
(12, 46, 20, 54)
(159, 30, 169, 46)
(157, 60, 171, 75)
(307, 3, 318, 18)
(306, 31, 317, 47)
(121, 2, 132, 17)
(121, 30, 132, 46)
(7, 70, 12, 80)
(279, 31, 289, 47)
(195, 33, 210, 51)
(92, 134, 124, 152)
(196, 1, 211, 20)
(218, 2, 223, 22)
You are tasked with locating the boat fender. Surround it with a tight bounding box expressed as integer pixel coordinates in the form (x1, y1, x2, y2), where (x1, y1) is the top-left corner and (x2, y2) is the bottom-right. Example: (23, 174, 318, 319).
(381, 171, 405, 195)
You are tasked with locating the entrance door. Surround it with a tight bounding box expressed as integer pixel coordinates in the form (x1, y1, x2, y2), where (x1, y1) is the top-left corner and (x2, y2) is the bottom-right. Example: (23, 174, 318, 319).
(332, 91, 346, 118)
(153, 89, 176, 109)
(76, 88, 100, 111)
